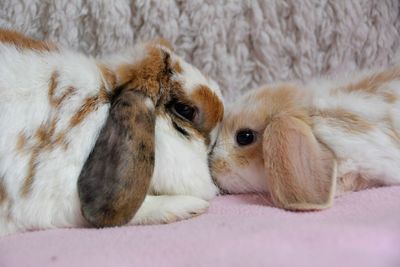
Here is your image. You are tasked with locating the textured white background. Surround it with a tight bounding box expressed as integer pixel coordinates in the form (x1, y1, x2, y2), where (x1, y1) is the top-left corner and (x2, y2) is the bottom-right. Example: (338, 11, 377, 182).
(1, 0, 399, 100)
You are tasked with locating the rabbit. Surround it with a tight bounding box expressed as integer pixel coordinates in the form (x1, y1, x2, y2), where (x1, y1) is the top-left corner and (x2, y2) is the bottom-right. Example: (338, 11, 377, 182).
(210, 64, 400, 211)
(0, 29, 224, 236)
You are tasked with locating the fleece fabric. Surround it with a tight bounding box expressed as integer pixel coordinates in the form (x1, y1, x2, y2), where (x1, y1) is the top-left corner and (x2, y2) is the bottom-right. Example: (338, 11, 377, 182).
(0, 1, 399, 100)
(1, 187, 400, 267)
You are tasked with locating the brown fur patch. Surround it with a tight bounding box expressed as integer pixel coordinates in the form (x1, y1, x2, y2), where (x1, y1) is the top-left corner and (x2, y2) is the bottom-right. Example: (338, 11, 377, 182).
(245, 85, 311, 127)
(22, 91, 107, 196)
(21, 71, 109, 195)
(337, 67, 400, 103)
(48, 72, 77, 108)
(98, 64, 117, 89)
(162, 84, 224, 145)
(211, 158, 231, 175)
(173, 61, 183, 74)
(21, 119, 58, 195)
(69, 87, 110, 128)
(54, 131, 69, 150)
(0, 29, 57, 51)
(337, 172, 383, 194)
(114, 47, 169, 102)
(191, 85, 224, 134)
(232, 141, 263, 167)
(233, 153, 249, 166)
(312, 108, 373, 134)
(16, 132, 27, 154)
(0, 176, 7, 204)
(48, 71, 59, 104)
(21, 146, 40, 196)
(382, 91, 397, 104)
(54, 87, 76, 107)
(383, 116, 400, 147)
(343, 67, 400, 94)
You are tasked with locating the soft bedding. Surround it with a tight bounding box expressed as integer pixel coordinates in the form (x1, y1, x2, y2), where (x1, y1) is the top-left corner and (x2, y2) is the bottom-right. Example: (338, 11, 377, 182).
(1, 186, 399, 267)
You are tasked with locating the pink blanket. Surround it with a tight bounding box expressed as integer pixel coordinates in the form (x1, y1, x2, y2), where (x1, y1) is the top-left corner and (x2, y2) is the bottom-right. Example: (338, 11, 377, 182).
(1, 186, 400, 267)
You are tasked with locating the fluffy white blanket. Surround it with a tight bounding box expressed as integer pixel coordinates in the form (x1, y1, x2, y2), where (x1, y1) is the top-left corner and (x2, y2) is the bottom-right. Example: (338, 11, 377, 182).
(1, 1, 399, 100)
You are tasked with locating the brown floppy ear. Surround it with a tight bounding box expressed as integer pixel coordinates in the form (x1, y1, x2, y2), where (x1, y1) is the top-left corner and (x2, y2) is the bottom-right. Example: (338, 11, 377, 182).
(263, 115, 337, 211)
(78, 89, 155, 227)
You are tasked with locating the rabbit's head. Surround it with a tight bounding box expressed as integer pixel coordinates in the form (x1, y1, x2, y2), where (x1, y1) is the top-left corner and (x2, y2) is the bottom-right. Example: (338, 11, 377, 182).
(210, 84, 337, 211)
(79, 40, 224, 227)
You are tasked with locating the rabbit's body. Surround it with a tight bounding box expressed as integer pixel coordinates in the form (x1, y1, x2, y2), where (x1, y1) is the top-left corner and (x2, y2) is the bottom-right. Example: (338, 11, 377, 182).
(0, 29, 224, 236)
(306, 67, 400, 192)
(0, 44, 108, 234)
(212, 66, 400, 210)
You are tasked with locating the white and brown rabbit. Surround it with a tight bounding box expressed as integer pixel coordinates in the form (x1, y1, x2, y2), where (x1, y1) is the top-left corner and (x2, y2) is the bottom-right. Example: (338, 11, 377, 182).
(0, 29, 224, 236)
(211, 65, 400, 211)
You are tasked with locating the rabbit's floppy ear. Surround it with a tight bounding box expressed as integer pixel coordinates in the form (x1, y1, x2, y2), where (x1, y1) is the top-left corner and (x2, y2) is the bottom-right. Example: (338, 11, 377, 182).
(78, 89, 155, 227)
(262, 114, 337, 211)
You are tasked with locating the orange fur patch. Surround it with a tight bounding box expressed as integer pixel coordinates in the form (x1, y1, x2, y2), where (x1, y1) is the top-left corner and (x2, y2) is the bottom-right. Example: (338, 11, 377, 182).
(191, 85, 224, 134)
(337, 172, 383, 194)
(232, 142, 263, 167)
(115, 47, 168, 101)
(48, 71, 77, 108)
(21, 119, 58, 195)
(54, 131, 69, 150)
(0, 176, 7, 204)
(21, 146, 40, 196)
(343, 67, 400, 94)
(383, 116, 400, 147)
(52, 86, 76, 108)
(173, 61, 183, 74)
(337, 67, 400, 103)
(312, 108, 373, 134)
(0, 29, 57, 51)
(211, 158, 231, 175)
(21, 72, 109, 195)
(245, 85, 311, 126)
(48, 71, 58, 103)
(382, 91, 397, 104)
(69, 87, 110, 128)
(98, 64, 117, 89)
(16, 132, 27, 154)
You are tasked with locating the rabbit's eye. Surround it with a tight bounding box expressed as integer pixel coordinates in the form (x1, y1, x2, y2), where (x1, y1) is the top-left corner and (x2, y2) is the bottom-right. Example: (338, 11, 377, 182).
(173, 103, 196, 122)
(236, 129, 256, 146)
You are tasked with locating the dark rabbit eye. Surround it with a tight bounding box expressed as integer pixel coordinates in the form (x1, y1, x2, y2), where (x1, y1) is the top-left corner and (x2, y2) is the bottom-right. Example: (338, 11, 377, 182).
(173, 103, 196, 122)
(236, 129, 256, 146)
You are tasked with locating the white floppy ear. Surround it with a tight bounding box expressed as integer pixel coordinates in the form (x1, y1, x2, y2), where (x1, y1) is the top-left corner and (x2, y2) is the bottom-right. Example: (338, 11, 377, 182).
(262, 115, 337, 211)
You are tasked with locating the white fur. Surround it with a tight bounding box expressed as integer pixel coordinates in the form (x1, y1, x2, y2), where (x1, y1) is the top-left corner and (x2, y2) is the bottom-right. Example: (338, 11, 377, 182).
(150, 116, 218, 200)
(130, 195, 209, 225)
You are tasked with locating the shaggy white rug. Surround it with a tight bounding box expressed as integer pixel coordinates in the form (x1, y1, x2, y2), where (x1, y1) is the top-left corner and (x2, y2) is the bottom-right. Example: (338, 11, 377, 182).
(0, 0, 399, 100)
